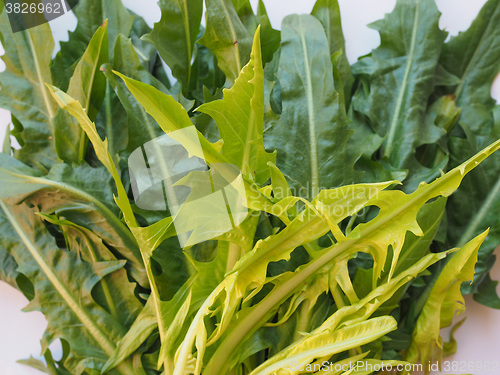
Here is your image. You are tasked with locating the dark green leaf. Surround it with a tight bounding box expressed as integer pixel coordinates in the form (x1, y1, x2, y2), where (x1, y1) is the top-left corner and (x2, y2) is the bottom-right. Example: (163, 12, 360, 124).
(0, 154, 147, 286)
(52, 0, 134, 88)
(54, 21, 108, 164)
(311, 0, 354, 102)
(39, 214, 143, 326)
(473, 271, 500, 309)
(0, 17, 56, 170)
(0, 202, 138, 375)
(439, 0, 500, 136)
(351, 0, 447, 188)
(265, 14, 356, 199)
(143, 0, 203, 96)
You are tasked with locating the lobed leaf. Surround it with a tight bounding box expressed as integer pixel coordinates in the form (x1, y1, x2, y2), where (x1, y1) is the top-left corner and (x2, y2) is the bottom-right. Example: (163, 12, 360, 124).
(406, 231, 490, 371)
(197, 27, 276, 184)
(0, 202, 139, 374)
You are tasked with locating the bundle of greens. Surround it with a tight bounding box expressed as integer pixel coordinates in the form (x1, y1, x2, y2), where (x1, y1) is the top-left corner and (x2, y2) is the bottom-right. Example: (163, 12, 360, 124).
(0, 0, 499, 374)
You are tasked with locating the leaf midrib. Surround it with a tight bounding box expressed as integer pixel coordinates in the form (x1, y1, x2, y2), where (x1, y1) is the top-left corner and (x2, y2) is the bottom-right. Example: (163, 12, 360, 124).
(383, 0, 421, 159)
(298, 20, 320, 199)
(26, 30, 55, 120)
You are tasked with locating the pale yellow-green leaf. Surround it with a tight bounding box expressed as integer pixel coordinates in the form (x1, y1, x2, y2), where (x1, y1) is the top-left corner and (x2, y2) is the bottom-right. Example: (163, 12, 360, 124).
(197, 27, 276, 184)
(249, 316, 397, 375)
(406, 230, 489, 371)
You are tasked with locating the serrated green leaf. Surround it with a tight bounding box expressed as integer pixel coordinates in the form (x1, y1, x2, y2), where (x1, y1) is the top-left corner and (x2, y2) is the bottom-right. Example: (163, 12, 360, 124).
(438, 1, 500, 308)
(393, 197, 447, 277)
(447, 129, 500, 301)
(197, 28, 276, 183)
(0, 154, 146, 286)
(250, 316, 397, 375)
(351, 0, 447, 188)
(0, 17, 56, 170)
(473, 272, 500, 309)
(48, 84, 196, 372)
(102, 297, 158, 373)
(202, 139, 500, 374)
(38, 213, 142, 328)
(175, 182, 393, 374)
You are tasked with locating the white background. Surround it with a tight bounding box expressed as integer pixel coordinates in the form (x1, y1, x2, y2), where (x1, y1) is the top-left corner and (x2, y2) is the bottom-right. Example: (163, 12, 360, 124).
(1, 1, 500, 374)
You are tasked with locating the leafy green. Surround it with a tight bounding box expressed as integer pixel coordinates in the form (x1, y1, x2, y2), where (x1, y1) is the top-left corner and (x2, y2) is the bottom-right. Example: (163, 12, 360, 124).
(0, 16, 56, 170)
(406, 231, 489, 371)
(54, 21, 108, 164)
(197, 28, 276, 183)
(201, 140, 499, 374)
(0, 202, 140, 374)
(143, 0, 203, 95)
(231, 0, 280, 66)
(1, 1, 499, 374)
(351, 0, 447, 189)
(0, 154, 147, 286)
(311, 0, 353, 102)
(437, 0, 500, 303)
(250, 316, 397, 375)
(439, 0, 500, 136)
(52, 0, 134, 85)
(265, 14, 356, 199)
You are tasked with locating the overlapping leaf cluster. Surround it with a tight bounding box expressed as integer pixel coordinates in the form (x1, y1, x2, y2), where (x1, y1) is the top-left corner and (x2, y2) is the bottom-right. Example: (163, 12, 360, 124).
(0, 0, 499, 374)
